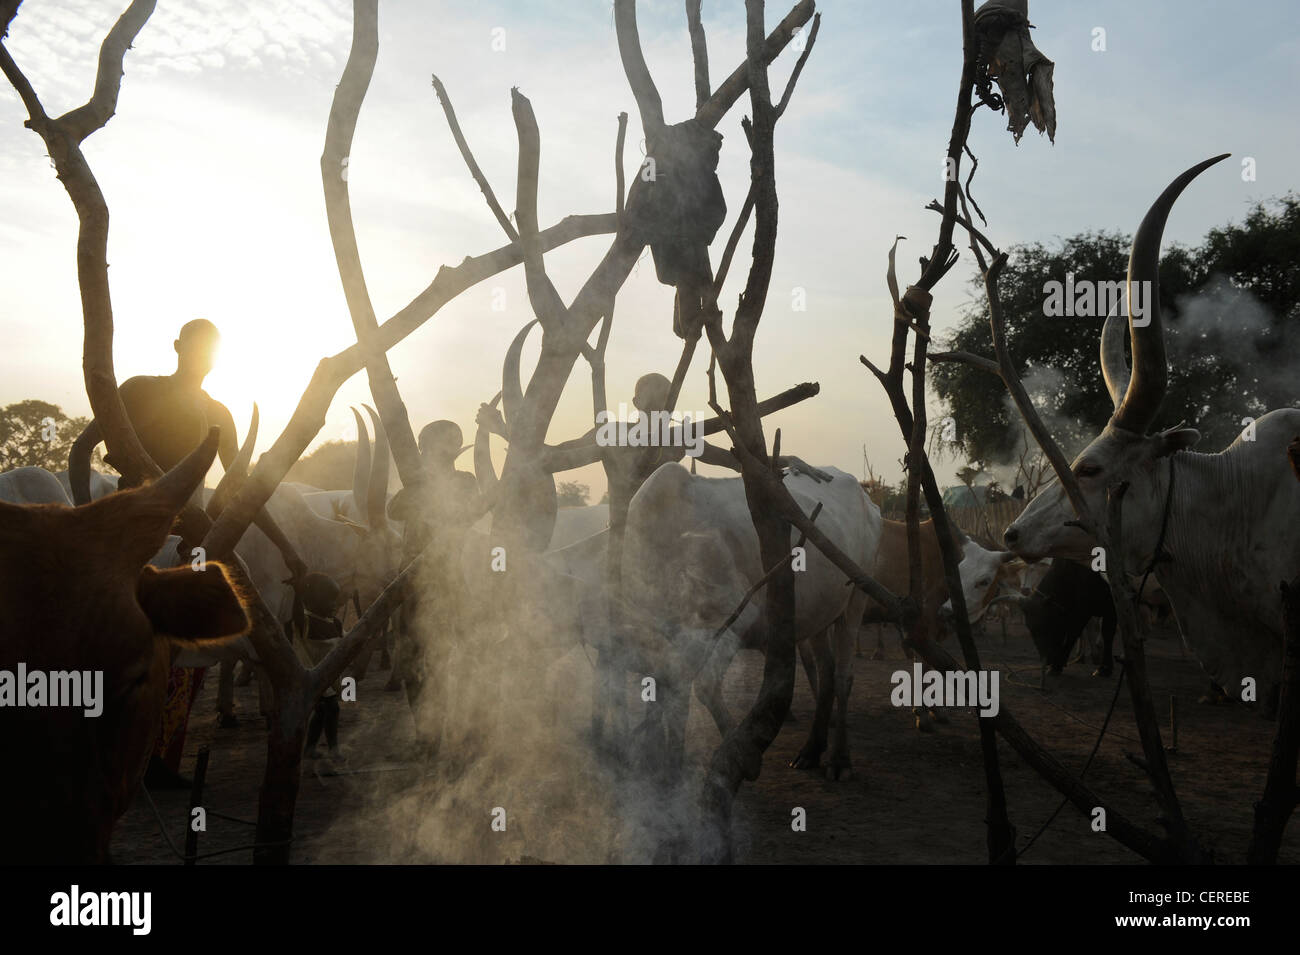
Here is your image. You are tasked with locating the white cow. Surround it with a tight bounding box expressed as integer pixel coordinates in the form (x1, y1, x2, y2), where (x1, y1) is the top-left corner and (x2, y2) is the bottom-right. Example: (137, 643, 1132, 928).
(621, 463, 881, 779)
(943, 537, 1020, 624)
(0, 467, 71, 505)
(1004, 155, 1300, 712)
(55, 468, 117, 502)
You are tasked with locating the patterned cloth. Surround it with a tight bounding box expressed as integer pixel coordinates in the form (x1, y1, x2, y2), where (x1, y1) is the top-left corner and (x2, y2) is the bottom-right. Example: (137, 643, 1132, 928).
(155, 665, 207, 773)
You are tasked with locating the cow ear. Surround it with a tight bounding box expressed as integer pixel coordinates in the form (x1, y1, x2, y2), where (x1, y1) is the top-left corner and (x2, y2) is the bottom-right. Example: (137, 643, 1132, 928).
(1155, 427, 1199, 457)
(137, 565, 250, 642)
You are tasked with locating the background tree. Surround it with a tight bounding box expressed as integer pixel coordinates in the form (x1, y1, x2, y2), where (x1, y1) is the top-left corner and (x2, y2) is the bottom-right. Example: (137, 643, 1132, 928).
(932, 194, 1300, 466)
(556, 480, 590, 507)
(0, 400, 102, 471)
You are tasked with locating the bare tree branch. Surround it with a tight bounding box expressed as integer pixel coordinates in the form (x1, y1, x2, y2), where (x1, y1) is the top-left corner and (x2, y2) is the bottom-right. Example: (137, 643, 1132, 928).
(432, 73, 518, 241)
(685, 0, 711, 110)
(615, 111, 628, 218)
(930, 349, 1002, 378)
(614, 0, 665, 135)
(55, 0, 156, 142)
(774, 12, 819, 119)
(695, 0, 814, 129)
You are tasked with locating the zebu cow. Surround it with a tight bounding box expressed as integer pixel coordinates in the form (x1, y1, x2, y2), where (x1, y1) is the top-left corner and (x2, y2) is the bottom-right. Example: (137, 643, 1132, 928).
(1004, 155, 1300, 713)
(0, 466, 71, 504)
(621, 463, 880, 779)
(944, 537, 1021, 624)
(865, 521, 1010, 666)
(57, 468, 118, 501)
(0, 432, 251, 863)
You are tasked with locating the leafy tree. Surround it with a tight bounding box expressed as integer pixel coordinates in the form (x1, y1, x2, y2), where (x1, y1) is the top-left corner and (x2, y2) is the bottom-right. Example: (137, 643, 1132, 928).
(0, 400, 101, 472)
(557, 480, 590, 507)
(932, 195, 1300, 466)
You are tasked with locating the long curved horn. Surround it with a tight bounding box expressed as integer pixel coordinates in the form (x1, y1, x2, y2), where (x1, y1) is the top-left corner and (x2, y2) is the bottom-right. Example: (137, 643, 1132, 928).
(1113, 154, 1229, 433)
(207, 404, 259, 518)
(503, 319, 539, 430)
(1099, 306, 1129, 410)
(146, 427, 221, 514)
(363, 405, 389, 531)
(351, 406, 371, 517)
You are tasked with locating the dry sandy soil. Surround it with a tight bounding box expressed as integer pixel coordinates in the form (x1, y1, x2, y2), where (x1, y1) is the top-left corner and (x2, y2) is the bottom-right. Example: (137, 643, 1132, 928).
(110, 615, 1297, 865)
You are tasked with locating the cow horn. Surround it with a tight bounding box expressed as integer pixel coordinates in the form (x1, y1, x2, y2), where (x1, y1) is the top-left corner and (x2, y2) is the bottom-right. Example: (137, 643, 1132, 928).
(351, 406, 371, 519)
(503, 319, 539, 430)
(207, 404, 259, 518)
(363, 405, 389, 531)
(148, 427, 221, 514)
(1099, 305, 1130, 410)
(1112, 154, 1229, 433)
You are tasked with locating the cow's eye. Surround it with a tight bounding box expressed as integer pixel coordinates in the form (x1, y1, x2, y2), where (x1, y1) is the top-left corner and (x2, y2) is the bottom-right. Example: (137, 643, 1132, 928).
(1075, 463, 1102, 478)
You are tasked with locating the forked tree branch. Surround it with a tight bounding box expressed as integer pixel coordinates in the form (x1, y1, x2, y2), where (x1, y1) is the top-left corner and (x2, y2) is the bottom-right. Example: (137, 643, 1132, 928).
(321, 0, 424, 492)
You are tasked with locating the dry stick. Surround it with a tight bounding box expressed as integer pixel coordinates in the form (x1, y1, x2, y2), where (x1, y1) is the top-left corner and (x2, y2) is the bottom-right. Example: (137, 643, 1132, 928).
(322, 0, 424, 492)
(685, 0, 711, 111)
(930, 349, 1002, 378)
(1104, 484, 1201, 857)
(913, 0, 977, 298)
(615, 111, 628, 219)
(579, 114, 629, 412)
(432, 73, 519, 242)
(510, 89, 570, 334)
(694, 0, 814, 129)
(614, 0, 665, 134)
(773, 12, 820, 120)
(1249, 573, 1300, 863)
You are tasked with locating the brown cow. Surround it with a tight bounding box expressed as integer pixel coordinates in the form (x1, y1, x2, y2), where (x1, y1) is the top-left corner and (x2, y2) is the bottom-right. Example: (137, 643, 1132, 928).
(862, 518, 966, 645)
(0, 431, 251, 864)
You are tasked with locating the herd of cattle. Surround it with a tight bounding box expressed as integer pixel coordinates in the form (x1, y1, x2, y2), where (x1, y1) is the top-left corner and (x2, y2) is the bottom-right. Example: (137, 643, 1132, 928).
(1, 157, 1298, 863)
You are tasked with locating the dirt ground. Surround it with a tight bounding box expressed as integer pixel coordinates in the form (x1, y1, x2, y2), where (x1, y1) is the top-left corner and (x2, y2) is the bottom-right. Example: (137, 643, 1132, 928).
(110, 615, 1298, 865)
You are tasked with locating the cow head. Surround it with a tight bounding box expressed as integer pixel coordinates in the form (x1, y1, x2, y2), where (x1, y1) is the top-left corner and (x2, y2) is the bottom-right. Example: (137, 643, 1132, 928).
(952, 539, 1018, 623)
(0, 430, 251, 863)
(1004, 155, 1226, 565)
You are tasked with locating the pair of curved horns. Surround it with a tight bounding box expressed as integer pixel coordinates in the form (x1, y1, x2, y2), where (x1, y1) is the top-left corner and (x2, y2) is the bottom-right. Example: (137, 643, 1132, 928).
(350, 405, 390, 531)
(1101, 154, 1229, 433)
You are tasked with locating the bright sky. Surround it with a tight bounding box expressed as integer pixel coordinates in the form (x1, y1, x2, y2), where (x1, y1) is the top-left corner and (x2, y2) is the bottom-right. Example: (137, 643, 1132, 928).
(2, 1, 1296, 499)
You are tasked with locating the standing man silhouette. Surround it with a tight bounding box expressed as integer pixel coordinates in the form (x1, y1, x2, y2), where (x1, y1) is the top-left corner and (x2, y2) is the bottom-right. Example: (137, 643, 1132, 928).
(69, 319, 306, 786)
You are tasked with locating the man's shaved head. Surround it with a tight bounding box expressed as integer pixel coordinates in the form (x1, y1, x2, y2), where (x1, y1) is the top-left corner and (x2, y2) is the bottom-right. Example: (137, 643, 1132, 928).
(175, 319, 220, 378)
(419, 420, 464, 461)
(633, 373, 671, 413)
